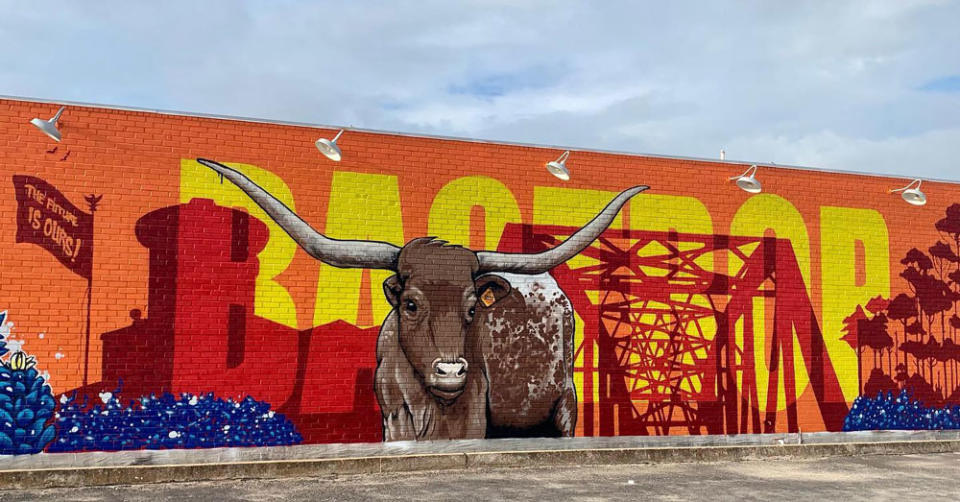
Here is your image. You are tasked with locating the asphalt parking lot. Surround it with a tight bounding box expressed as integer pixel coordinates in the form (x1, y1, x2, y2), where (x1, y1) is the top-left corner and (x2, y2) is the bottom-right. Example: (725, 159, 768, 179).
(2, 451, 958, 501)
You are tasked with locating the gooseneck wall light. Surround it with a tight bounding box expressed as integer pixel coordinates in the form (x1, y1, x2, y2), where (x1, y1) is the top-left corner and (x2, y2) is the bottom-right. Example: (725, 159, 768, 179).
(546, 150, 571, 181)
(315, 129, 345, 161)
(30, 106, 66, 142)
(728, 164, 762, 193)
(889, 179, 927, 206)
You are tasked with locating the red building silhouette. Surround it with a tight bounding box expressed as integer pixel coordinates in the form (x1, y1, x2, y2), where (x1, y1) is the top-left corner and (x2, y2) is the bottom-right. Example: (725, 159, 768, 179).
(99, 198, 381, 443)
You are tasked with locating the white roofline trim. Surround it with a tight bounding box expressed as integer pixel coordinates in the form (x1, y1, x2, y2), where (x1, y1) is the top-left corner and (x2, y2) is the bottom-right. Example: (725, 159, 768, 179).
(3, 93, 958, 185)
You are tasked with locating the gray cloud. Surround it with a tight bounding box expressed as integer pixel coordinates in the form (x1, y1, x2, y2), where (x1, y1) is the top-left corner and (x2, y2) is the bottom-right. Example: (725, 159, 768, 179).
(1, 0, 958, 180)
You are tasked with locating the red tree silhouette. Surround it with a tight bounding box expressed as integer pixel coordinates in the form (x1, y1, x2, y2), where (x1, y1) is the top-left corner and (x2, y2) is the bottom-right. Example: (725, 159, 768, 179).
(848, 203, 960, 405)
(888, 293, 917, 368)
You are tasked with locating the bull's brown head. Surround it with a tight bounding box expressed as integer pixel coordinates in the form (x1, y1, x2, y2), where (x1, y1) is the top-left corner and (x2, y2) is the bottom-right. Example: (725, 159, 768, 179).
(196, 158, 647, 405)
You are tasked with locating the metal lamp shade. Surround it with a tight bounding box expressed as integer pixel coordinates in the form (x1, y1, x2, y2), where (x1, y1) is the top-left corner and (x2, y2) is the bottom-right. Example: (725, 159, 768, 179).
(315, 129, 344, 161)
(546, 160, 570, 181)
(729, 165, 762, 194)
(889, 179, 927, 206)
(735, 175, 762, 194)
(29, 106, 65, 142)
(901, 188, 926, 206)
(546, 151, 571, 181)
(315, 138, 342, 161)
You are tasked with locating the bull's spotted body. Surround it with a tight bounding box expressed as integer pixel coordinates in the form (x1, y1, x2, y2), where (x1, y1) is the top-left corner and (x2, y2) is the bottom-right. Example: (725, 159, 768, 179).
(375, 271, 578, 441)
(480, 273, 576, 437)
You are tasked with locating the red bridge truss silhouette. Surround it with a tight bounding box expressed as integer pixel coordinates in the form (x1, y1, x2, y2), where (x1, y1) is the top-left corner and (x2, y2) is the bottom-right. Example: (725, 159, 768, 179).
(497, 224, 849, 436)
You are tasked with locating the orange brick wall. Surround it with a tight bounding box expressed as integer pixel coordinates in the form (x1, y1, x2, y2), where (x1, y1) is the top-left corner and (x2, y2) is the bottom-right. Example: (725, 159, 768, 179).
(1, 97, 959, 453)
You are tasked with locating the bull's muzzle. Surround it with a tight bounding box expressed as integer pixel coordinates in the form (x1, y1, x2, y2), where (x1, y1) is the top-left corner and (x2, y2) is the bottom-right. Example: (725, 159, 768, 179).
(428, 357, 469, 404)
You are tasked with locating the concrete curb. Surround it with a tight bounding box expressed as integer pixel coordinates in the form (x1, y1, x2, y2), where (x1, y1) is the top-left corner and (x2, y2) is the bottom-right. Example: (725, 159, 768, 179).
(2, 439, 959, 489)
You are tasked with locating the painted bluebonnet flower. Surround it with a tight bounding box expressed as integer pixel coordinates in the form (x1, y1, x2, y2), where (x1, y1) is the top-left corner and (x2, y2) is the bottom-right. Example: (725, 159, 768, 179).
(0, 312, 58, 455)
(0, 312, 7, 358)
(844, 389, 960, 431)
(50, 388, 301, 452)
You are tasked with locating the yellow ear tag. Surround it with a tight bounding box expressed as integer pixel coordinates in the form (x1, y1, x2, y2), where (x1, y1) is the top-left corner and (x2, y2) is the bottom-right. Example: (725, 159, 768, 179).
(481, 288, 497, 307)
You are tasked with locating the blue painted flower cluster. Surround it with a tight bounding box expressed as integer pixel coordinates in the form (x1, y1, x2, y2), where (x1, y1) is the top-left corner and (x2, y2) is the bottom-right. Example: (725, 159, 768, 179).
(49, 390, 302, 452)
(0, 365, 57, 455)
(0, 312, 58, 455)
(843, 389, 960, 431)
(0, 313, 7, 358)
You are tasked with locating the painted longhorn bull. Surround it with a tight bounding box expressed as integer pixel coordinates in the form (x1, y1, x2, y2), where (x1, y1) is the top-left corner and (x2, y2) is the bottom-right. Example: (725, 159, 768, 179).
(195, 158, 647, 441)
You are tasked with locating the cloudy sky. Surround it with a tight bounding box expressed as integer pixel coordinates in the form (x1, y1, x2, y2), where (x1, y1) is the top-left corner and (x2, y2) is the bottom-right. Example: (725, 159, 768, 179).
(2, 1, 958, 180)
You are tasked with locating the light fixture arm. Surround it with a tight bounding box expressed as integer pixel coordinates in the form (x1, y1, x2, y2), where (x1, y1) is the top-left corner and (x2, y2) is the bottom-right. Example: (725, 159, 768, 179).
(331, 129, 344, 143)
(729, 164, 758, 181)
(50, 106, 65, 124)
(555, 150, 570, 163)
(889, 179, 922, 193)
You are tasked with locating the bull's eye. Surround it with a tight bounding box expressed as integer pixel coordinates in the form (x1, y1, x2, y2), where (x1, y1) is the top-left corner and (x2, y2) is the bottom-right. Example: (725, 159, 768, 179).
(463, 305, 477, 324)
(404, 300, 418, 313)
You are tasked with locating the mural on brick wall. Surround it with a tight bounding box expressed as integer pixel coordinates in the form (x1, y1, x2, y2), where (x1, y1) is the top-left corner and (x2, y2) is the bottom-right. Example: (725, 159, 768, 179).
(194, 159, 648, 440)
(5, 100, 960, 455)
(6, 175, 301, 454)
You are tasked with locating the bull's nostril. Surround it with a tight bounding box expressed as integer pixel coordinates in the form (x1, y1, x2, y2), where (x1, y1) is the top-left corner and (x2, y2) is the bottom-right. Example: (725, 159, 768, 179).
(433, 359, 468, 379)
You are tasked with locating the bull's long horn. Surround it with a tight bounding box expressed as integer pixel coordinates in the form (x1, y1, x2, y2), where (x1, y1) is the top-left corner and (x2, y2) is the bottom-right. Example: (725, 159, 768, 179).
(476, 185, 649, 274)
(196, 158, 400, 270)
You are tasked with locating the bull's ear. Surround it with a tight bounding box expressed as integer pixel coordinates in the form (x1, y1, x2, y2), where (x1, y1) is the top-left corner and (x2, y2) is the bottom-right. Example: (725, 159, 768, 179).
(474, 274, 512, 308)
(383, 275, 403, 307)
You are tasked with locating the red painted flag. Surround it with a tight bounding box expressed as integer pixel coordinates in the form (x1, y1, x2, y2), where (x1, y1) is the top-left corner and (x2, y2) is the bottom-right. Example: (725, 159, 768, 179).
(12, 175, 95, 280)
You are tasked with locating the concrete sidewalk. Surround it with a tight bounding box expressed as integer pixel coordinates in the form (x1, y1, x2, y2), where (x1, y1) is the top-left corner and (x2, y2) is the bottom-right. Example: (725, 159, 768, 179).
(1, 430, 959, 489)
(6, 451, 959, 501)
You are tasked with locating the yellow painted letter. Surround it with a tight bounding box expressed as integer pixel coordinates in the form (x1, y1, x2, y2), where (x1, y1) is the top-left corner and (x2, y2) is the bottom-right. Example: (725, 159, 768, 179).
(180, 159, 299, 328)
(820, 207, 890, 402)
(729, 194, 811, 411)
(428, 176, 521, 250)
(313, 172, 405, 327)
(629, 194, 713, 236)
